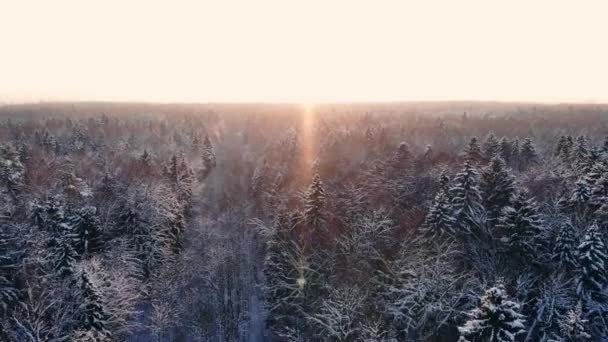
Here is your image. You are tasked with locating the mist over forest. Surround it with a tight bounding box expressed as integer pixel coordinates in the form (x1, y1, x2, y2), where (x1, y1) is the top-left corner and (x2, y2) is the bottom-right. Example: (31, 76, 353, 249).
(1, 102, 608, 341)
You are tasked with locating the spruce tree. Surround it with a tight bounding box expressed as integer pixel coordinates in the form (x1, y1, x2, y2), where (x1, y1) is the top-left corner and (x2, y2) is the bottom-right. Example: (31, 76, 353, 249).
(51, 236, 77, 278)
(558, 302, 592, 342)
(302, 173, 326, 229)
(76, 270, 111, 339)
(451, 160, 483, 227)
(0, 226, 21, 316)
(519, 137, 538, 170)
(201, 135, 216, 179)
(576, 223, 608, 298)
(481, 157, 515, 223)
(67, 206, 104, 257)
(458, 283, 526, 342)
(499, 137, 513, 164)
(496, 190, 545, 262)
(482, 132, 500, 160)
(419, 190, 456, 242)
(463, 137, 483, 162)
(553, 220, 579, 271)
(556, 135, 568, 157)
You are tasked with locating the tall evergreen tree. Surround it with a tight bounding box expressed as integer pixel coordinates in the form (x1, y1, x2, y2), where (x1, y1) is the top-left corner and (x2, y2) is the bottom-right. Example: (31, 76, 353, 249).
(558, 302, 592, 342)
(67, 206, 104, 257)
(463, 137, 483, 162)
(576, 223, 608, 298)
(302, 173, 326, 230)
(76, 270, 111, 340)
(200, 135, 216, 179)
(498, 137, 513, 165)
(481, 157, 515, 223)
(553, 220, 579, 271)
(451, 160, 483, 228)
(0, 225, 21, 316)
(482, 132, 500, 160)
(519, 137, 538, 170)
(458, 283, 526, 342)
(496, 190, 545, 262)
(419, 190, 457, 242)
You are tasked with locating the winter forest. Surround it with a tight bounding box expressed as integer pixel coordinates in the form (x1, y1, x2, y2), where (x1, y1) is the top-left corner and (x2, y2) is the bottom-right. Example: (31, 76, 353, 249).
(1, 102, 608, 342)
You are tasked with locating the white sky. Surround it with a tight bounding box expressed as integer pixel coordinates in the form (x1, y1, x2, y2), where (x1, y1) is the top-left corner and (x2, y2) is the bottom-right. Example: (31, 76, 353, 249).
(1, 0, 607, 103)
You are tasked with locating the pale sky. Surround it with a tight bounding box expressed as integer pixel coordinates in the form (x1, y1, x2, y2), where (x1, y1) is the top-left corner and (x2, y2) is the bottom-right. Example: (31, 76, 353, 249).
(1, 0, 607, 103)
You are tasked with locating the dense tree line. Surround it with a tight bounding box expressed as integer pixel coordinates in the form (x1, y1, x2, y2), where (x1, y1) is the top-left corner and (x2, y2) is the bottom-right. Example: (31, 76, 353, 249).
(1, 102, 608, 341)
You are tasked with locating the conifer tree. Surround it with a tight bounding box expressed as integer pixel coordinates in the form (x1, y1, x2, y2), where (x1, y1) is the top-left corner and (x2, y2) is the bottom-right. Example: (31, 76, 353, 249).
(558, 302, 592, 342)
(302, 173, 326, 229)
(0, 226, 21, 316)
(576, 223, 608, 298)
(419, 190, 456, 242)
(573, 136, 589, 171)
(556, 135, 568, 157)
(496, 190, 545, 262)
(200, 135, 216, 179)
(67, 206, 104, 257)
(481, 157, 515, 223)
(589, 175, 608, 207)
(76, 270, 111, 340)
(499, 137, 512, 164)
(451, 160, 483, 227)
(553, 220, 578, 271)
(463, 137, 483, 162)
(458, 283, 526, 342)
(519, 137, 538, 170)
(51, 236, 77, 278)
(483, 132, 500, 160)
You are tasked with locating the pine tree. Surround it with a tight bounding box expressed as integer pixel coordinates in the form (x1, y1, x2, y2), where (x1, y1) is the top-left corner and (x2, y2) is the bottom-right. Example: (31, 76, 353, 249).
(573, 136, 589, 171)
(499, 137, 513, 164)
(419, 190, 456, 242)
(483, 132, 500, 160)
(496, 190, 545, 262)
(458, 283, 526, 342)
(589, 175, 608, 207)
(302, 173, 326, 229)
(392, 142, 412, 172)
(139, 149, 153, 175)
(576, 223, 608, 298)
(50, 236, 77, 278)
(519, 137, 538, 170)
(511, 137, 521, 169)
(481, 157, 515, 223)
(558, 302, 592, 342)
(200, 135, 216, 179)
(263, 212, 322, 339)
(556, 135, 568, 157)
(553, 220, 578, 271)
(76, 270, 112, 340)
(67, 206, 104, 257)
(602, 135, 608, 154)
(463, 137, 483, 162)
(0, 225, 21, 316)
(451, 160, 483, 228)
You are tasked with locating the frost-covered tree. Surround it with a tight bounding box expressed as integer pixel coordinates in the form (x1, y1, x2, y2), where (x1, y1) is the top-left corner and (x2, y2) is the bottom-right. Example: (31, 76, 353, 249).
(200, 135, 216, 179)
(483, 132, 501, 160)
(302, 172, 326, 230)
(519, 137, 538, 170)
(557, 301, 592, 342)
(463, 137, 483, 162)
(496, 190, 546, 263)
(67, 206, 104, 257)
(553, 220, 578, 271)
(576, 223, 607, 298)
(0, 225, 22, 317)
(75, 269, 112, 341)
(481, 157, 515, 223)
(419, 190, 456, 242)
(451, 160, 483, 228)
(499, 137, 513, 164)
(458, 283, 526, 342)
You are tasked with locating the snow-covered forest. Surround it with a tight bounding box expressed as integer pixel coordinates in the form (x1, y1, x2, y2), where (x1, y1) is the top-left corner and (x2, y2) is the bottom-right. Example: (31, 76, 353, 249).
(1, 102, 608, 341)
